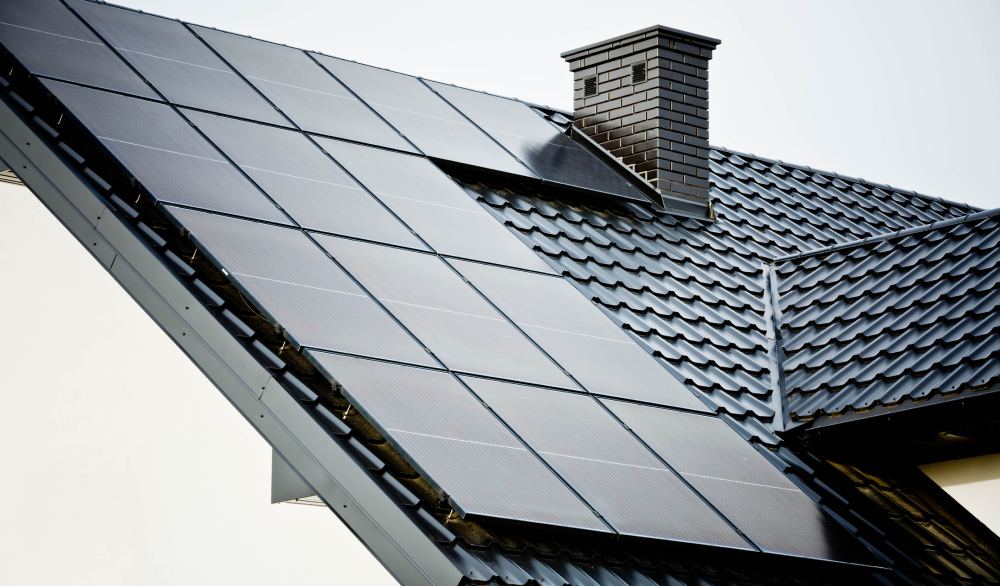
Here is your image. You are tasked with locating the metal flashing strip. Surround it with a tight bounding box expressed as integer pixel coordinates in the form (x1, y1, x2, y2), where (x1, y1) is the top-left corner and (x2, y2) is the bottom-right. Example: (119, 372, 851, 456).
(761, 263, 790, 433)
(539, 107, 709, 218)
(0, 94, 463, 586)
(561, 120, 711, 217)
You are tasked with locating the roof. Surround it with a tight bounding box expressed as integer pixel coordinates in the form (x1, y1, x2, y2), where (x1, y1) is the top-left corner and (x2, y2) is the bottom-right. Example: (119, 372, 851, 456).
(773, 208, 1000, 424)
(468, 145, 980, 443)
(1, 1, 998, 584)
(465, 163, 1000, 582)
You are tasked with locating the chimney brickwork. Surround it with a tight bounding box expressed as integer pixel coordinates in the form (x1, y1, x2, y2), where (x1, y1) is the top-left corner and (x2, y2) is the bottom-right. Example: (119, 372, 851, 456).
(562, 26, 720, 211)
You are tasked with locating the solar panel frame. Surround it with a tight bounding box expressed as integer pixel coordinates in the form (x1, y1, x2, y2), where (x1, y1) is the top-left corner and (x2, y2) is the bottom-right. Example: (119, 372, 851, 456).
(313, 138, 485, 212)
(603, 401, 798, 488)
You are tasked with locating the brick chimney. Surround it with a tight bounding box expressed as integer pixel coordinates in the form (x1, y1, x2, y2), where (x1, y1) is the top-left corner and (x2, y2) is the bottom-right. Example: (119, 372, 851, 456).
(562, 26, 720, 216)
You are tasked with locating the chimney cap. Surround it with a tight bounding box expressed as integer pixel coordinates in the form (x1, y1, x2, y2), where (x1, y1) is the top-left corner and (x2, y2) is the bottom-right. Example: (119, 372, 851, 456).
(560, 24, 721, 61)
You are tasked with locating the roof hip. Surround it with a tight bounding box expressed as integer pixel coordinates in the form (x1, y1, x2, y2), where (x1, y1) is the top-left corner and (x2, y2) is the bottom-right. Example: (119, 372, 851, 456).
(771, 207, 999, 264)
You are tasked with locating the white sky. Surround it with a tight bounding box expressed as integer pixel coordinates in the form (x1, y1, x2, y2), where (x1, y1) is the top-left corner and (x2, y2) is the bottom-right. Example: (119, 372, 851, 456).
(2, 1, 998, 584)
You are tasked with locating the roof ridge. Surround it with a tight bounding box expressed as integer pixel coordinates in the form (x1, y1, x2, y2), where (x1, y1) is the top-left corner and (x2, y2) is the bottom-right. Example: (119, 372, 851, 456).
(709, 145, 981, 214)
(770, 207, 1000, 264)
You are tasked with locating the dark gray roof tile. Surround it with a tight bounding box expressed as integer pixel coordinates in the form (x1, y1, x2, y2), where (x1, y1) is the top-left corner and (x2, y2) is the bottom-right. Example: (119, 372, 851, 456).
(775, 210, 1000, 421)
(466, 147, 977, 442)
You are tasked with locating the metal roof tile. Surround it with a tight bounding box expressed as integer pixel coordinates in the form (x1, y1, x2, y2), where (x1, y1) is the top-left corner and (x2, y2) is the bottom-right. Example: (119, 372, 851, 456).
(775, 211, 1000, 421)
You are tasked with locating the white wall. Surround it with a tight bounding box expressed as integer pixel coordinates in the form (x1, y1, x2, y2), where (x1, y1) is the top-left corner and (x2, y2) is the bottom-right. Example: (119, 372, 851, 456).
(0, 183, 395, 585)
(921, 454, 1000, 538)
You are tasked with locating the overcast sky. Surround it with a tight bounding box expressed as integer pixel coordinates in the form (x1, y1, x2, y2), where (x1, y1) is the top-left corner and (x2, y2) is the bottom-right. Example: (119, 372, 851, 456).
(2, 2, 998, 585)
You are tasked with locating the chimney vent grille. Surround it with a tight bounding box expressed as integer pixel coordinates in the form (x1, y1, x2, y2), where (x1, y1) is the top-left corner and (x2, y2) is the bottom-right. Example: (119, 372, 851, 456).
(631, 62, 646, 84)
(583, 75, 598, 97)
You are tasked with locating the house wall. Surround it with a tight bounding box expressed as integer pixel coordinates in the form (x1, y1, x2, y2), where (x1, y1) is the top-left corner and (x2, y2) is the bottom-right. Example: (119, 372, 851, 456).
(921, 453, 1000, 537)
(0, 183, 395, 586)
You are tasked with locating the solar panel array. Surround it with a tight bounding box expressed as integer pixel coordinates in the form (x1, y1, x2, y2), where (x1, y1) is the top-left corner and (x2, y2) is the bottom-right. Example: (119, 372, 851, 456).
(0, 0, 873, 564)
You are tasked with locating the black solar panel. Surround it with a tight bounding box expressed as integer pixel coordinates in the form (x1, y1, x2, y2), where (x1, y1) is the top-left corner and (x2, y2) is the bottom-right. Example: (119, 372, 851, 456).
(468, 378, 752, 547)
(0, 0, 155, 98)
(604, 400, 873, 562)
(604, 401, 795, 487)
(43, 79, 287, 223)
(427, 81, 648, 200)
(455, 260, 707, 411)
(192, 26, 414, 151)
(68, 1, 284, 124)
(3, 5, 886, 568)
(692, 474, 873, 562)
(317, 139, 553, 272)
(166, 207, 436, 365)
(182, 110, 425, 248)
(306, 352, 610, 532)
(312, 54, 531, 176)
(314, 236, 574, 388)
